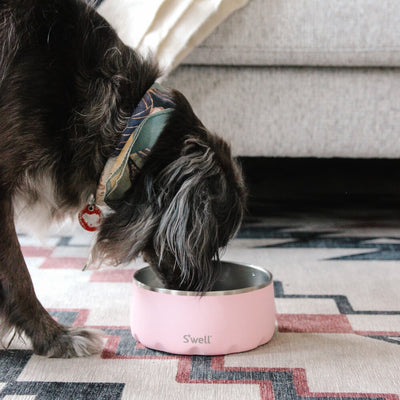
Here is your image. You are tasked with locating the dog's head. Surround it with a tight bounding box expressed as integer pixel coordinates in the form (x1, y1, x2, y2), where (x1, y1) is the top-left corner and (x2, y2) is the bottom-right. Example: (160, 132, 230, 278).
(92, 90, 246, 291)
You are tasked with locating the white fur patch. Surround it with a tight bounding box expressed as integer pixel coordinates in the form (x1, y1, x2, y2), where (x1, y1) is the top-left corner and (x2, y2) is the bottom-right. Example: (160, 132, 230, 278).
(13, 172, 78, 237)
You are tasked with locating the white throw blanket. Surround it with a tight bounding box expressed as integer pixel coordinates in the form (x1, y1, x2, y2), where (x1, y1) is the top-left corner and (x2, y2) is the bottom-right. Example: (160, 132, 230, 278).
(97, 0, 249, 75)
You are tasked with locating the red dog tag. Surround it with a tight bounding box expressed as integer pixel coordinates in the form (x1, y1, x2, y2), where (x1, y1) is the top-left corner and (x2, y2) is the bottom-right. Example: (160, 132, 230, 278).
(78, 204, 102, 231)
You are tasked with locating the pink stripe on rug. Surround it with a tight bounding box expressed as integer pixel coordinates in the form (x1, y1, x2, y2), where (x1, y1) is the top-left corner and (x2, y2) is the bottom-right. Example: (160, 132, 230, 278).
(40, 257, 87, 269)
(90, 269, 136, 282)
(277, 314, 353, 333)
(21, 246, 54, 258)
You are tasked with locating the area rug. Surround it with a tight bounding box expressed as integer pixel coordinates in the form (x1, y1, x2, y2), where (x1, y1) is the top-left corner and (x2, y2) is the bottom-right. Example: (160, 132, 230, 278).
(1, 210, 400, 399)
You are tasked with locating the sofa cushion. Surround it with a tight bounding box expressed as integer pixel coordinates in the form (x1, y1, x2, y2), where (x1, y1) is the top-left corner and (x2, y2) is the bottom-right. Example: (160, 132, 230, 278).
(183, 0, 400, 67)
(166, 66, 400, 157)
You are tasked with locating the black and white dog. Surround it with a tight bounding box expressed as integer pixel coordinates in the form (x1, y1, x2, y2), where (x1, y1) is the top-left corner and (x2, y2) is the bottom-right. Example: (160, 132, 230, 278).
(0, 0, 246, 357)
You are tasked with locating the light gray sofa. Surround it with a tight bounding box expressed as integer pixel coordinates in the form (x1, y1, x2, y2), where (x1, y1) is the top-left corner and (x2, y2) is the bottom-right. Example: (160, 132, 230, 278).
(166, 0, 400, 158)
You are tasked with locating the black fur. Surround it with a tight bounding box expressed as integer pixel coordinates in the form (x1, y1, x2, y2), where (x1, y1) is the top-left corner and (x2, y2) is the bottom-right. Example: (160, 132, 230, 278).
(0, 0, 246, 357)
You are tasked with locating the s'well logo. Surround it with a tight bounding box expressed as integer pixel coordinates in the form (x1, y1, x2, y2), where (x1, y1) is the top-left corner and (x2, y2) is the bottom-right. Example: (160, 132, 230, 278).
(183, 334, 212, 344)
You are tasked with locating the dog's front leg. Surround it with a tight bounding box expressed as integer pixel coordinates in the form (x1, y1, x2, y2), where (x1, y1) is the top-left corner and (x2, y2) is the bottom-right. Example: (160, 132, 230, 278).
(0, 195, 103, 357)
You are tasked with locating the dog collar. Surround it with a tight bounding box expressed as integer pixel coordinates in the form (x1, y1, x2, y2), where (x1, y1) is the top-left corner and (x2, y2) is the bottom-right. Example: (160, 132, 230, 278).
(78, 83, 175, 231)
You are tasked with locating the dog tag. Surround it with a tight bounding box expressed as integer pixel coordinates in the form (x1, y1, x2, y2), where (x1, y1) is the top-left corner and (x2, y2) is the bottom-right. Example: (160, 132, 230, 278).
(78, 204, 102, 231)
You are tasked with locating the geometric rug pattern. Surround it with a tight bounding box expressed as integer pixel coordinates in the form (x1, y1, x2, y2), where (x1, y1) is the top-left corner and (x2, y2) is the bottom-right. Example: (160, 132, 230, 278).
(1, 213, 400, 399)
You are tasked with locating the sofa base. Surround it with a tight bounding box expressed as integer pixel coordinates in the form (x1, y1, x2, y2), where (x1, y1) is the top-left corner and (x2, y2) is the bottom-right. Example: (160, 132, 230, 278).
(240, 157, 400, 215)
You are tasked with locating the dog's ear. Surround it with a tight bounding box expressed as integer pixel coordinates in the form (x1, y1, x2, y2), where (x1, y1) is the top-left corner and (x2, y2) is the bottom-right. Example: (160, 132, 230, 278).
(153, 137, 234, 291)
(92, 134, 245, 291)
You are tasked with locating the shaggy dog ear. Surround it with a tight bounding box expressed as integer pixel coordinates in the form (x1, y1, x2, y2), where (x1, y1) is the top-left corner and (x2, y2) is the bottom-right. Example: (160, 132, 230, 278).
(152, 137, 235, 291)
(91, 135, 245, 292)
(89, 137, 221, 283)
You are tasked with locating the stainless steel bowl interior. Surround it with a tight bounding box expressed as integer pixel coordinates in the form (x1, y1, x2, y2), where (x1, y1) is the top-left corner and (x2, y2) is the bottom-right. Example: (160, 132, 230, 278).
(133, 261, 273, 296)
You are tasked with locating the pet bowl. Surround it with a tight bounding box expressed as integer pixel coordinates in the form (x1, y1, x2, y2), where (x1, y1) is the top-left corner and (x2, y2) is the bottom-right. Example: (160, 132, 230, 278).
(130, 261, 276, 355)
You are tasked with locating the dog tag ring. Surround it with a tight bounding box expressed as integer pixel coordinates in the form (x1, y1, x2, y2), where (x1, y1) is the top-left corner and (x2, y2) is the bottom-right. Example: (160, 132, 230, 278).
(78, 203, 102, 231)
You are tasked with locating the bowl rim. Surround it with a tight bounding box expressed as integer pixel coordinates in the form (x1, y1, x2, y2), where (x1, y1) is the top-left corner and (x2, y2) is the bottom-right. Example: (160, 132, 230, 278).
(133, 261, 273, 296)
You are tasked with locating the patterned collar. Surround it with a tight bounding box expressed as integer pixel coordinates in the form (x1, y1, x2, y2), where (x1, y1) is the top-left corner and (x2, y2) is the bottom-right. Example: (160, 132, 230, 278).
(96, 83, 175, 206)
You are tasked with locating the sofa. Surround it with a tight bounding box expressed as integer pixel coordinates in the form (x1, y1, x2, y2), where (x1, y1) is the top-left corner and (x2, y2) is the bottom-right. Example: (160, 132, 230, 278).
(165, 0, 400, 158)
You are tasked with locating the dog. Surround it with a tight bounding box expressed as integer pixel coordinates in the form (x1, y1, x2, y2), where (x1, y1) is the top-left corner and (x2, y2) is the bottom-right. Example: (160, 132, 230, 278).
(0, 0, 246, 358)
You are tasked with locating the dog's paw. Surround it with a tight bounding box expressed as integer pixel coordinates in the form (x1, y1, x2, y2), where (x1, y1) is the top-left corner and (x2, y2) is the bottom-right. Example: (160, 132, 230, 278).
(37, 327, 104, 358)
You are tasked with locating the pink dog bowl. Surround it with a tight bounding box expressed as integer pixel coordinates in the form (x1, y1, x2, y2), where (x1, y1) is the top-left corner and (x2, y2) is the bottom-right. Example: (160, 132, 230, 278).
(130, 261, 276, 355)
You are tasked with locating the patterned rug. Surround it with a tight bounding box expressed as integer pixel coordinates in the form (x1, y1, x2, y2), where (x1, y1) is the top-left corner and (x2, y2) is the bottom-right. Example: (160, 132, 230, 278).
(1, 210, 400, 399)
